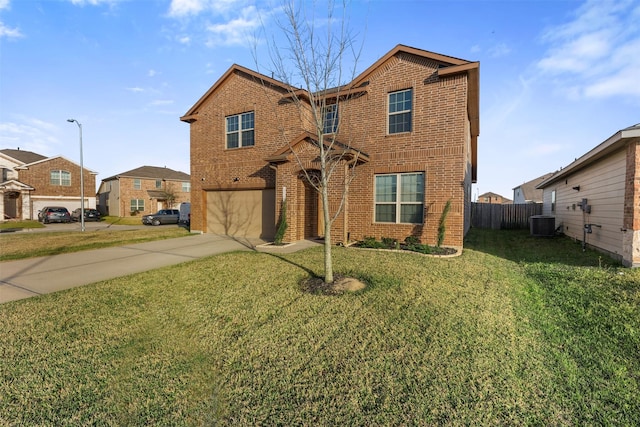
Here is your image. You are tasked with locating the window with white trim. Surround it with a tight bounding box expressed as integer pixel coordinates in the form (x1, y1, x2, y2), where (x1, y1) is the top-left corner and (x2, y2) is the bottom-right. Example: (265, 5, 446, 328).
(156, 179, 162, 189)
(322, 104, 338, 134)
(133, 179, 141, 190)
(50, 170, 71, 186)
(131, 199, 144, 212)
(375, 172, 424, 223)
(388, 89, 412, 134)
(182, 182, 190, 192)
(226, 111, 255, 148)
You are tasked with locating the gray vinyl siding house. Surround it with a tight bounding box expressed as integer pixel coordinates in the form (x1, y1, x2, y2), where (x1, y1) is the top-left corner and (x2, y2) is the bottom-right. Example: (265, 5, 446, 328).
(537, 124, 640, 267)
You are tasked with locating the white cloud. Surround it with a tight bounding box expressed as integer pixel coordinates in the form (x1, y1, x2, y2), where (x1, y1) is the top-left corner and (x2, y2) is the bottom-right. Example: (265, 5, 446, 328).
(0, 21, 22, 38)
(167, 0, 242, 17)
(0, 0, 10, 10)
(126, 87, 145, 93)
(148, 69, 157, 77)
(149, 99, 174, 106)
(488, 43, 511, 58)
(536, 0, 640, 100)
(69, 0, 120, 5)
(0, 120, 60, 155)
(205, 5, 260, 46)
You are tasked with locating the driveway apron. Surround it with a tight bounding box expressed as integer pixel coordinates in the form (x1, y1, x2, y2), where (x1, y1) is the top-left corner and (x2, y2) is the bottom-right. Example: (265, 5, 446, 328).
(0, 234, 265, 304)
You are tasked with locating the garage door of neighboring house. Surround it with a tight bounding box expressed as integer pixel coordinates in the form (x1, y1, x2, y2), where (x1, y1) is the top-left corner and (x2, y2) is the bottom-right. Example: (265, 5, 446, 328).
(206, 189, 276, 239)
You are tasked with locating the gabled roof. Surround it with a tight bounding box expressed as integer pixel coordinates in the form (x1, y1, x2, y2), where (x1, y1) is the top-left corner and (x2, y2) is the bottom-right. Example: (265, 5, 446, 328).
(0, 179, 35, 191)
(181, 44, 479, 181)
(513, 172, 554, 202)
(265, 132, 369, 165)
(479, 192, 506, 199)
(102, 165, 190, 182)
(180, 64, 297, 123)
(180, 45, 479, 139)
(538, 124, 640, 189)
(1, 148, 47, 164)
(13, 155, 98, 174)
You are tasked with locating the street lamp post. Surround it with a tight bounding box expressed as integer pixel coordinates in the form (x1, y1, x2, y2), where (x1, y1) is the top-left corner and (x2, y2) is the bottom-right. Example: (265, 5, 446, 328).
(67, 119, 85, 232)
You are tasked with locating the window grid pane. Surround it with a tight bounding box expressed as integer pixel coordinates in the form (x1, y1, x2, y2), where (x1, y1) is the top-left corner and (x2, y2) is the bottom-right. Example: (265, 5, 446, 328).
(375, 205, 396, 223)
(375, 172, 424, 224)
(375, 175, 397, 203)
(227, 112, 254, 148)
(241, 130, 254, 147)
(388, 89, 412, 134)
(323, 104, 338, 134)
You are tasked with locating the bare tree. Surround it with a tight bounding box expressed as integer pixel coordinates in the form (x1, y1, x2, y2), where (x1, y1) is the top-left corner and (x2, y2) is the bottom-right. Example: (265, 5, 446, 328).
(259, 0, 363, 284)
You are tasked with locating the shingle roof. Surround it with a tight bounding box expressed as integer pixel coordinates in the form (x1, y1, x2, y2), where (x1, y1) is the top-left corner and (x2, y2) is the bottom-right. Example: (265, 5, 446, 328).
(1, 148, 47, 164)
(513, 173, 554, 203)
(102, 165, 190, 182)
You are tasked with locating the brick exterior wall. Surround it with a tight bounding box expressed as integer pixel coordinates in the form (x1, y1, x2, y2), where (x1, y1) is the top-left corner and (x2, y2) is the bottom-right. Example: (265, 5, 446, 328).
(185, 48, 476, 248)
(115, 177, 191, 217)
(18, 157, 96, 200)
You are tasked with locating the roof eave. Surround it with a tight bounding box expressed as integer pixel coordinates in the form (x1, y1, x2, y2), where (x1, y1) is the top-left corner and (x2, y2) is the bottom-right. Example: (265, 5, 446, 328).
(537, 126, 640, 189)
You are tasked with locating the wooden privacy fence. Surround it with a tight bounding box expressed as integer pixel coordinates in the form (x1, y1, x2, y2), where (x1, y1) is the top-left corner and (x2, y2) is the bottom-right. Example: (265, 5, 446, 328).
(471, 203, 542, 230)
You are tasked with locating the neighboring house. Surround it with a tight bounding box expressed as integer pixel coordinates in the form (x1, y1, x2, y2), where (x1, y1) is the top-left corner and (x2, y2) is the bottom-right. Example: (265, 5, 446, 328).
(0, 148, 97, 220)
(181, 44, 479, 248)
(477, 192, 511, 204)
(97, 166, 191, 217)
(537, 124, 640, 267)
(512, 173, 553, 204)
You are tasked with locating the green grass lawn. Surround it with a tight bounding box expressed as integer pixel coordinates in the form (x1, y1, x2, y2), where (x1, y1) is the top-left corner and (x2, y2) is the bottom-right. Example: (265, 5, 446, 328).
(0, 227, 191, 261)
(1, 229, 638, 425)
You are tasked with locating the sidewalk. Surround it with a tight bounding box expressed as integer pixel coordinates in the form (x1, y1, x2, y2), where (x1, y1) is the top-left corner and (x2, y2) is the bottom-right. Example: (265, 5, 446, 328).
(0, 234, 320, 304)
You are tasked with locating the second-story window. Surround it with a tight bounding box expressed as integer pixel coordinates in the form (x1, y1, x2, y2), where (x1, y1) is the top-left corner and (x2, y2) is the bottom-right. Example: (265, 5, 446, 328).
(182, 182, 191, 192)
(388, 88, 412, 134)
(50, 170, 71, 186)
(134, 179, 141, 190)
(156, 179, 162, 189)
(322, 104, 338, 134)
(226, 111, 255, 149)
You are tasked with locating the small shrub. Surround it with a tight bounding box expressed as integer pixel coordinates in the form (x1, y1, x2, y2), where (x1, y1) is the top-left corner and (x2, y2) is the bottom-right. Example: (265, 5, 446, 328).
(437, 199, 452, 247)
(381, 237, 397, 249)
(274, 199, 288, 245)
(360, 236, 382, 248)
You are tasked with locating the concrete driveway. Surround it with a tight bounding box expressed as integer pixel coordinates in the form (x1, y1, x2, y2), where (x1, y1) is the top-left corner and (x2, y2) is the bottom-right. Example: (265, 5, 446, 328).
(0, 232, 319, 304)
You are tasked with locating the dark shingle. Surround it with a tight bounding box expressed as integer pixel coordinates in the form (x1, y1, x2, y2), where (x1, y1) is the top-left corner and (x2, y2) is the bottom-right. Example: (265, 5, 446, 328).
(1, 148, 48, 164)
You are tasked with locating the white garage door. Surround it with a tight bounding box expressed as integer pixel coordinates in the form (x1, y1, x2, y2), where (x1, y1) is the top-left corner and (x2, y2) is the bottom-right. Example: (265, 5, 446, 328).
(206, 189, 275, 239)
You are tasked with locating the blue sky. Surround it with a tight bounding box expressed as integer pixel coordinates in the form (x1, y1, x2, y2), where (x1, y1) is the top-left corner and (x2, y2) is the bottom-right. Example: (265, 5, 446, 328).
(1, 0, 638, 199)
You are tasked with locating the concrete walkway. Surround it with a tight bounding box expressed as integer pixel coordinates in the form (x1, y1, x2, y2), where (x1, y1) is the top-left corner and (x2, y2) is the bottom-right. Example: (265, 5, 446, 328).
(0, 233, 320, 304)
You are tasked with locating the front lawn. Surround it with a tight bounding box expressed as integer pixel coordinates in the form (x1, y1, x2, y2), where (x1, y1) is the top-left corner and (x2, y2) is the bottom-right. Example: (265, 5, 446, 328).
(0, 227, 191, 261)
(1, 229, 638, 425)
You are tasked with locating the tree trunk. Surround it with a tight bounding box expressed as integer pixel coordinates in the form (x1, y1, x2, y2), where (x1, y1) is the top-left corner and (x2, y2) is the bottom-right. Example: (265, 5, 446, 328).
(322, 183, 333, 284)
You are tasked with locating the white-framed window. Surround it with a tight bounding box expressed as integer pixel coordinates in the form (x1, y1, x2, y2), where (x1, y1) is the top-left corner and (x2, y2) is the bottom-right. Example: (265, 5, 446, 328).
(50, 170, 71, 186)
(131, 199, 144, 212)
(551, 190, 556, 212)
(322, 104, 338, 134)
(388, 88, 412, 134)
(133, 179, 141, 190)
(375, 172, 424, 223)
(156, 179, 162, 189)
(226, 111, 255, 148)
(182, 182, 191, 192)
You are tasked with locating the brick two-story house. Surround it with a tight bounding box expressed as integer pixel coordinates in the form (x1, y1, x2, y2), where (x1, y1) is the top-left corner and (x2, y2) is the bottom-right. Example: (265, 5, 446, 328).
(0, 148, 97, 220)
(97, 166, 191, 217)
(181, 45, 479, 248)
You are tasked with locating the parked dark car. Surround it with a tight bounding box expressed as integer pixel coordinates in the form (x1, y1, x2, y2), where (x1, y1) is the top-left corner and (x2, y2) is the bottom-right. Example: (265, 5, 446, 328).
(142, 209, 180, 226)
(71, 208, 101, 222)
(38, 207, 72, 224)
